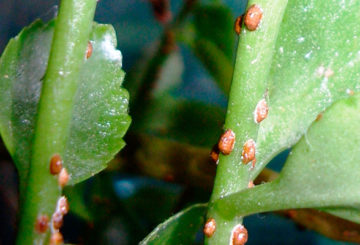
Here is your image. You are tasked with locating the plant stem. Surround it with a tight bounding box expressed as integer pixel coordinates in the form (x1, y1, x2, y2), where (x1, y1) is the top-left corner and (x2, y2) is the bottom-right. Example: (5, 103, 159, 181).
(16, 0, 96, 244)
(205, 0, 288, 244)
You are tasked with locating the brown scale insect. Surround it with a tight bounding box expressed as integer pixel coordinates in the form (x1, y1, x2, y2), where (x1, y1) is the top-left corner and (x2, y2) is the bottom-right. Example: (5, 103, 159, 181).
(52, 212, 63, 230)
(234, 15, 243, 35)
(315, 113, 323, 121)
(241, 139, 256, 164)
(254, 99, 268, 123)
(218, 129, 236, 155)
(210, 144, 220, 163)
(50, 154, 63, 175)
(248, 181, 254, 188)
(86, 41, 93, 59)
(58, 168, 69, 188)
(203, 218, 216, 237)
(244, 4, 263, 31)
(58, 196, 69, 215)
(231, 224, 248, 245)
(35, 215, 49, 233)
(346, 89, 355, 96)
(50, 231, 64, 245)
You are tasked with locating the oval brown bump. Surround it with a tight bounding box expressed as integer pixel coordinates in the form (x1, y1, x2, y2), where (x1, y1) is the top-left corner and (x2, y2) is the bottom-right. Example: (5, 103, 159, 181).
(58, 168, 69, 188)
(50, 154, 63, 175)
(58, 196, 69, 215)
(241, 139, 256, 164)
(50, 231, 64, 245)
(244, 4, 263, 31)
(52, 212, 63, 230)
(35, 215, 49, 233)
(203, 218, 216, 237)
(254, 99, 268, 123)
(234, 15, 243, 35)
(210, 144, 220, 163)
(232, 224, 248, 245)
(86, 41, 93, 59)
(218, 129, 236, 155)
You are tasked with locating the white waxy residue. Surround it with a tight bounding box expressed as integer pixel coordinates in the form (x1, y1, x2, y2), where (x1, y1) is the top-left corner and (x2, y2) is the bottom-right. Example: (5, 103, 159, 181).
(304, 50, 313, 59)
(297, 37, 305, 43)
(316, 65, 325, 77)
(101, 34, 123, 66)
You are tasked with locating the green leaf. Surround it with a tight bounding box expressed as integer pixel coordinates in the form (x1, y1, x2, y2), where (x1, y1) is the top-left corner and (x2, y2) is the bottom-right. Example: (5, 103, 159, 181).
(134, 94, 225, 147)
(0, 20, 131, 190)
(140, 203, 207, 245)
(252, 0, 360, 179)
(190, 3, 235, 93)
(64, 182, 93, 221)
(192, 39, 233, 93)
(211, 94, 360, 220)
(65, 23, 131, 184)
(319, 207, 360, 224)
(193, 4, 234, 60)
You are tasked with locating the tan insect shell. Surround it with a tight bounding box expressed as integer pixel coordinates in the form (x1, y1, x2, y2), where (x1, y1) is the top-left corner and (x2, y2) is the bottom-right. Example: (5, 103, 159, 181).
(203, 218, 216, 237)
(58, 168, 69, 188)
(35, 215, 49, 233)
(241, 139, 256, 164)
(254, 99, 268, 123)
(50, 154, 63, 175)
(50, 232, 64, 245)
(218, 129, 236, 155)
(210, 144, 220, 163)
(231, 224, 248, 245)
(244, 4, 263, 31)
(86, 41, 93, 59)
(52, 212, 63, 230)
(234, 16, 242, 35)
(58, 196, 69, 215)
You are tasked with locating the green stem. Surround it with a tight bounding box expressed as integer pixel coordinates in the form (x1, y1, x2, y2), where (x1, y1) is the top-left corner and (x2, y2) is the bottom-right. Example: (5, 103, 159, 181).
(205, 0, 288, 244)
(16, 0, 96, 244)
(210, 179, 360, 221)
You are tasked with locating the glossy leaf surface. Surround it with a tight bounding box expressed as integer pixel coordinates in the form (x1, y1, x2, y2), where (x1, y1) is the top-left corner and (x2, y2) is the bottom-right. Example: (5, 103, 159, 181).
(212, 94, 360, 221)
(0, 20, 131, 190)
(252, 0, 360, 179)
(140, 203, 207, 245)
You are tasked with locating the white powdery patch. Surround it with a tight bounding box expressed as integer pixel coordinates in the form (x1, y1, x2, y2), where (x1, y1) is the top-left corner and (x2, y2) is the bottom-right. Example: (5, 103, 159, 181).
(101, 34, 122, 66)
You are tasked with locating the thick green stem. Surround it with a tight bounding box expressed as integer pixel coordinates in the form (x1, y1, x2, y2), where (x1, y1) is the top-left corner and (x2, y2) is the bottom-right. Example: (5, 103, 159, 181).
(16, 0, 96, 244)
(211, 179, 360, 221)
(205, 0, 288, 244)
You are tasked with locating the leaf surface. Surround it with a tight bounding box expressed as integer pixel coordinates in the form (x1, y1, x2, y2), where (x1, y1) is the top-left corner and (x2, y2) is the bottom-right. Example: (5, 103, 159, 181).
(0, 20, 131, 190)
(250, 0, 360, 179)
(140, 203, 207, 245)
(212, 94, 360, 221)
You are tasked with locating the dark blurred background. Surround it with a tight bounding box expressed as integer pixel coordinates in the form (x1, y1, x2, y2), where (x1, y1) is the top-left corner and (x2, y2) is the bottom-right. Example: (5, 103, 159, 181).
(0, 0, 356, 244)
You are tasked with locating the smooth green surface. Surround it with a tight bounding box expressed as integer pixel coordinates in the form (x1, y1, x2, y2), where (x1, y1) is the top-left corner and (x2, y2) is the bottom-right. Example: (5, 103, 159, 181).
(64, 23, 131, 184)
(0, 20, 130, 188)
(251, 0, 360, 179)
(191, 3, 234, 93)
(140, 203, 207, 245)
(0, 1, 130, 243)
(211, 94, 360, 221)
(0, 20, 54, 196)
(206, 0, 288, 244)
(16, 0, 97, 243)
